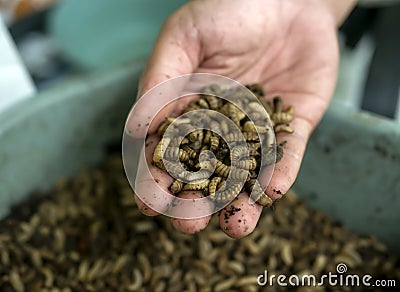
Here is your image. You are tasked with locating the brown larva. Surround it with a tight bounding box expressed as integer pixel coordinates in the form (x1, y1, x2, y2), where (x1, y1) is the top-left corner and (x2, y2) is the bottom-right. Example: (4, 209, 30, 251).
(204, 95, 223, 110)
(170, 180, 184, 194)
(209, 136, 220, 152)
(182, 179, 210, 191)
(246, 179, 273, 207)
(208, 177, 222, 199)
(233, 156, 257, 171)
(274, 124, 294, 134)
(182, 145, 197, 160)
(164, 147, 189, 162)
(212, 181, 243, 202)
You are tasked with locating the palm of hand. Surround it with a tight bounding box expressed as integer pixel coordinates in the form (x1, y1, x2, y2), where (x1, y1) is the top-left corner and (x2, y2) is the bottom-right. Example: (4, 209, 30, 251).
(133, 0, 339, 238)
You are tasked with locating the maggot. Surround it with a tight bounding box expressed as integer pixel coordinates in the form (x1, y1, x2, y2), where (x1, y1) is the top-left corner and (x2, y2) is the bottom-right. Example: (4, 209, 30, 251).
(208, 177, 222, 199)
(233, 156, 257, 171)
(152, 139, 170, 164)
(246, 179, 273, 207)
(203, 130, 212, 145)
(184, 169, 213, 183)
(230, 145, 250, 163)
(225, 131, 260, 143)
(181, 145, 197, 160)
(212, 181, 243, 202)
(204, 95, 223, 110)
(164, 147, 189, 162)
(274, 124, 294, 134)
(182, 179, 210, 191)
(209, 136, 220, 152)
(170, 180, 184, 194)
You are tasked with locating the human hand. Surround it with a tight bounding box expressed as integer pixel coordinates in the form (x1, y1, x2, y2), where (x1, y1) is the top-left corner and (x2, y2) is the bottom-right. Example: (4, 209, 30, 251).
(128, 0, 342, 238)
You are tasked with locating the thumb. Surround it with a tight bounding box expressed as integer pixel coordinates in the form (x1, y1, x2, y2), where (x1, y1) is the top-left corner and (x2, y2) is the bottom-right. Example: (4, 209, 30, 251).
(126, 8, 201, 137)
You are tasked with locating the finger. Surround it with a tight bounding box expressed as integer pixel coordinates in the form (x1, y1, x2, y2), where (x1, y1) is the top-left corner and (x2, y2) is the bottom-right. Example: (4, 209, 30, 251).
(134, 135, 174, 215)
(127, 7, 201, 136)
(219, 193, 263, 239)
(259, 116, 312, 200)
(170, 191, 213, 234)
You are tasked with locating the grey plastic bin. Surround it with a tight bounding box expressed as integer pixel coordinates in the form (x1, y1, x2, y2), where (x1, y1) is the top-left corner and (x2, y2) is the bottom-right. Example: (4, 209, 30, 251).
(0, 60, 399, 251)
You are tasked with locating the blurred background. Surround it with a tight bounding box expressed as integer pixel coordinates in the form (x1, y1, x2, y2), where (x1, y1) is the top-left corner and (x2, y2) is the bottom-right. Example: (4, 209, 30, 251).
(0, 0, 399, 119)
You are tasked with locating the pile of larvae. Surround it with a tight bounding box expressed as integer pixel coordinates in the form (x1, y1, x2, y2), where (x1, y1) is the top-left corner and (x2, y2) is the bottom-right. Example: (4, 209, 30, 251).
(152, 84, 294, 207)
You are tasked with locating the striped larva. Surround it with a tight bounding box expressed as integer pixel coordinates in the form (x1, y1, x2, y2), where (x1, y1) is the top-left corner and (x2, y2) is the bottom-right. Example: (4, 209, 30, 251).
(230, 145, 250, 164)
(204, 95, 223, 110)
(208, 177, 222, 199)
(164, 147, 189, 162)
(181, 145, 197, 159)
(233, 156, 257, 171)
(170, 180, 184, 194)
(225, 131, 260, 143)
(246, 179, 273, 207)
(214, 161, 249, 181)
(182, 179, 210, 191)
(274, 124, 294, 134)
(272, 96, 294, 125)
(209, 136, 220, 152)
(203, 130, 212, 145)
(212, 181, 243, 202)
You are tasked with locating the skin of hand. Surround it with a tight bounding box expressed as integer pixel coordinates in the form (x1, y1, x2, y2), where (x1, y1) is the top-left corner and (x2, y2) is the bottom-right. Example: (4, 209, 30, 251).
(129, 0, 352, 238)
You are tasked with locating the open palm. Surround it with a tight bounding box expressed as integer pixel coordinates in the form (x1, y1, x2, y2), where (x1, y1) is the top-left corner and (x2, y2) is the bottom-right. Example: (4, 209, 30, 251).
(130, 0, 339, 238)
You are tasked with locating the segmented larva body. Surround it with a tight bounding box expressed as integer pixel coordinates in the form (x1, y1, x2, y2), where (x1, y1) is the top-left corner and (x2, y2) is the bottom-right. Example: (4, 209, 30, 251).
(214, 160, 230, 178)
(226, 103, 245, 126)
(170, 180, 184, 194)
(188, 130, 203, 143)
(184, 169, 213, 182)
(182, 179, 210, 191)
(182, 145, 197, 159)
(204, 95, 223, 110)
(209, 136, 220, 152)
(208, 177, 222, 199)
(246, 179, 273, 207)
(164, 147, 189, 162)
(212, 181, 243, 202)
(274, 124, 294, 134)
(225, 131, 260, 143)
(203, 130, 212, 145)
(163, 160, 186, 178)
(197, 98, 210, 109)
(153, 139, 168, 164)
(230, 145, 250, 163)
(234, 156, 257, 171)
(272, 112, 294, 125)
